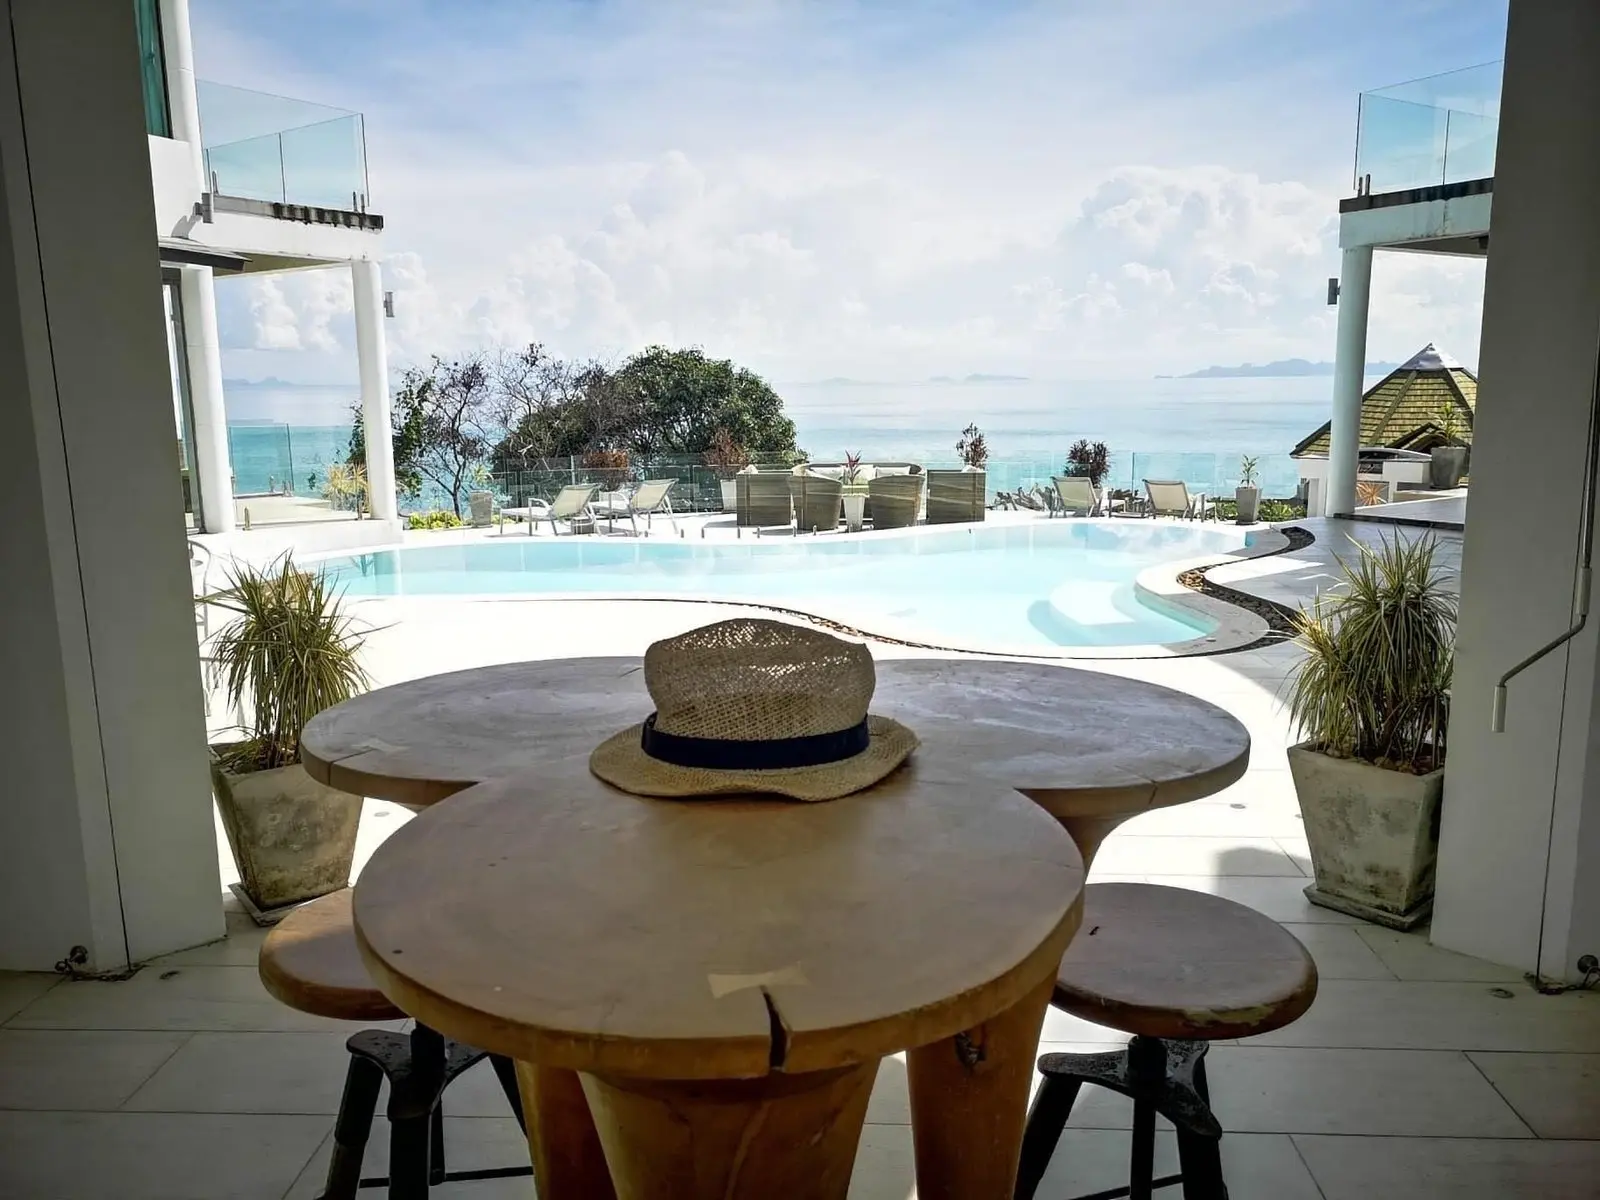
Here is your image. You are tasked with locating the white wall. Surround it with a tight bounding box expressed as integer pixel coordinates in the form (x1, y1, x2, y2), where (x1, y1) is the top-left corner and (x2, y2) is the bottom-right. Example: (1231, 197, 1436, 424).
(1433, 0, 1600, 979)
(0, 0, 222, 970)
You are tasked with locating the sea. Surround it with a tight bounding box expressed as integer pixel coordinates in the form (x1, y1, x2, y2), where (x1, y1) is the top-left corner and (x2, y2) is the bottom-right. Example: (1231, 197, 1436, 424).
(220, 375, 1371, 504)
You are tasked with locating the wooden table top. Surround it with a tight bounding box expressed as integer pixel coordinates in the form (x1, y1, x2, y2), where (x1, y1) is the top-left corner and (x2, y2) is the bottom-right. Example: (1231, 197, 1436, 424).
(302, 656, 1249, 820)
(352, 755, 1084, 1081)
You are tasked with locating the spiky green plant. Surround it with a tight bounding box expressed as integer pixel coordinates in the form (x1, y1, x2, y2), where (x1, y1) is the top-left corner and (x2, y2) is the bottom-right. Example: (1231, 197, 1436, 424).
(205, 555, 369, 773)
(1285, 535, 1456, 772)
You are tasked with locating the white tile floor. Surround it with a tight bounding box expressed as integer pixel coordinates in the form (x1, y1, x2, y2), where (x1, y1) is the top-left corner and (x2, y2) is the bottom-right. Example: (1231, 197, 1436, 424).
(4, 591, 1598, 1199)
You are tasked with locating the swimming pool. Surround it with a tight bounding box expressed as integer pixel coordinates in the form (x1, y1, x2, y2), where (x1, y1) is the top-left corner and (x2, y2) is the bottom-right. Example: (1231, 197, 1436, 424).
(319, 521, 1258, 653)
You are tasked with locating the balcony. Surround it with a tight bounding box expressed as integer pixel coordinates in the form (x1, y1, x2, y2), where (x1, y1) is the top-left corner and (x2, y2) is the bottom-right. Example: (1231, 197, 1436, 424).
(1354, 60, 1501, 196)
(196, 80, 370, 212)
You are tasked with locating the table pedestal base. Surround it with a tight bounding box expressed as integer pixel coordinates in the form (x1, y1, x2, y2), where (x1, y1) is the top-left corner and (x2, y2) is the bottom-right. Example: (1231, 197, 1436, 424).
(515, 1063, 616, 1200)
(578, 1061, 879, 1200)
(906, 973, 1056, 1200)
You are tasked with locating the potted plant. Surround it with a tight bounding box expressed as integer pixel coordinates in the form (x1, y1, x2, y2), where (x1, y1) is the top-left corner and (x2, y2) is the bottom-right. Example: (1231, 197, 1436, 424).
(1235, 455, 1261, 524)
(1429, 402, 1470, 490)
(1284, 535, 1455, 929)
(467, 463, 496, 527)
(205, 556, 371, 918)
(956, 423, 990, 470)
(704, 428, 750, 512)
(840, 451, 868, 531)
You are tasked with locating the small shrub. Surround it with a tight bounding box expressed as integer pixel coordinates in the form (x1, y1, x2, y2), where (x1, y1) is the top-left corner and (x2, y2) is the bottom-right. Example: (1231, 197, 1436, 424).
(955, 423, 989, 468)
(582, 448, 631, 490)
(407, 509, 463, 530)
(1065, 439, 1110, 487)
(703, 429, 750, 479)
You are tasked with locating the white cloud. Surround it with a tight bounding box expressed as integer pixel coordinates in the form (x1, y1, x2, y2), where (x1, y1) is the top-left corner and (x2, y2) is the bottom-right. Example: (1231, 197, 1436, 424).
(246, 278, 300, 350)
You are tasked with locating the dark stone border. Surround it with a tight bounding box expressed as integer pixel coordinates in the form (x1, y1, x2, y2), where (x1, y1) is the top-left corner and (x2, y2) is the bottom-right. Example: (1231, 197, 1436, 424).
(1176, 526, 1315, 649)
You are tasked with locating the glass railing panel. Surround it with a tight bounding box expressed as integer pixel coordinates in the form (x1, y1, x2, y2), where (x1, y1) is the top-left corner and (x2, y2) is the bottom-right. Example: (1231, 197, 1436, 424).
(280, 115, 369, 210)
(1443, 109, 1498, 185)
(204, 132, 285, 203)
(1356, 93, 1447, 192)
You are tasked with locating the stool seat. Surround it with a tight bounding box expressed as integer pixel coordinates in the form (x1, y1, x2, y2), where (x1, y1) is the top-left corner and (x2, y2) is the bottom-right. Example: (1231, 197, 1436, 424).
(1054, 882, 1318, 1041)
(259, 888, 404, 1023)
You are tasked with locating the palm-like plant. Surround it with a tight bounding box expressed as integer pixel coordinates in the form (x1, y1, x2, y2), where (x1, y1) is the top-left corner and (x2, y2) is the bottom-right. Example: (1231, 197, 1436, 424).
(206, 556, 369, 773)
(1285, 535, 1455, 772)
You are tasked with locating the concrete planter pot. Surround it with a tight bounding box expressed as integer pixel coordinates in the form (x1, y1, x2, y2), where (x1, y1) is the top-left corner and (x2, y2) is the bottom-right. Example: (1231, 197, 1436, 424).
(1430, 445, 1469, 490)
(720, 480, 738, 512)
(1235, 485, 1260, 524)
(1287, 742, 1444, 930)
(841, 489, 868, 532)
(468, 490, 494, 527)
(209, 745, 362, 914)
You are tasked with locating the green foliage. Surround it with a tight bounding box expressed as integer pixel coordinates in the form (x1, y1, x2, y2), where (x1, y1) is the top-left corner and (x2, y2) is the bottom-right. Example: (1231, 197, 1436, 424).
(613, 345, 797, 458)
(1436, 401, 1464, 445)
(321, 462, 367, 513)
(1285, 535, 1455, 772)
(1239, 455, 1259, 487)
(956, 423, 989, 468)
(347, 401, 426, 500)
(406, 509, 463, 530)
(1065, 439, 1109, 487)
(1258, 498, 1305, 521)
(204, 556, 369, 773)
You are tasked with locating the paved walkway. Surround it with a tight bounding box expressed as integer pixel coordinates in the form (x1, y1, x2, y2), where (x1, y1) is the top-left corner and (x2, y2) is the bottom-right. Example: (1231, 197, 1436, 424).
(1206, 516, 1463, 612)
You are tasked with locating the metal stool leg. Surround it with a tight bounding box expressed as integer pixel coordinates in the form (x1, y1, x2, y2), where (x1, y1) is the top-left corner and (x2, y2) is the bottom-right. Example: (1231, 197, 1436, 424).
(1175, 1126, 1227, 1200)
(386, 1113, 431, 1200)
(1129, 1098, 1157, 1200)
(1015, 1074, 1084, 1200)
(428, 1100, 446, 1186)
(488, 1054, 526, 1133)
(317, 1053, 383, 1200)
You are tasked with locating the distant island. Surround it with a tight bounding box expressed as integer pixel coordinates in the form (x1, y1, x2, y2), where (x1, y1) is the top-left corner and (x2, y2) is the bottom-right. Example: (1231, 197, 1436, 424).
(1163, 358, 1401, 379)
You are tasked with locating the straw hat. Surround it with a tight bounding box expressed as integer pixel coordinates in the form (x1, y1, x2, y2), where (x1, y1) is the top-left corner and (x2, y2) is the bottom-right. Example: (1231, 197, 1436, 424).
(589, 618, 918, 801)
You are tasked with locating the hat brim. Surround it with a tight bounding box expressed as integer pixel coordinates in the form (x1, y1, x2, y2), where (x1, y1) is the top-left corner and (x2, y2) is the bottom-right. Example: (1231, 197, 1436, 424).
(589, 714, 919, 802)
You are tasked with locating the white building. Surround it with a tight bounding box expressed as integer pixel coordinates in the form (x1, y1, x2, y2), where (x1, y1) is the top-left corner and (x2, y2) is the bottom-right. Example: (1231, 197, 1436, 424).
(140, 0, 399, 543)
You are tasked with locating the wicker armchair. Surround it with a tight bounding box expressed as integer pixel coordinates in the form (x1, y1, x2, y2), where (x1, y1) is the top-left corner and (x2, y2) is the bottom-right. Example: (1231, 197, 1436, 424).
(868, 473, 924, 529)
(925, 469, 986, 524)
(789, 473, 844, 533)
(735, 472, 794, 528)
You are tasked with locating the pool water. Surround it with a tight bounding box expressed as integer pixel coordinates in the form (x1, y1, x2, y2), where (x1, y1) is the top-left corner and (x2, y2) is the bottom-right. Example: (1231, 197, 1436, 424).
(320, 521, 1253, 652)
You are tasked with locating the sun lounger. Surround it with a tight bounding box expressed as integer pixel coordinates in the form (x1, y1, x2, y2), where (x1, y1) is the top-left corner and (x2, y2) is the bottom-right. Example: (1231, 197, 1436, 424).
(1050, 476, 1101, 516)
(1143, 479, 1215, 521)
(594, 478, 680, 536)
(500, 482, 598, 535)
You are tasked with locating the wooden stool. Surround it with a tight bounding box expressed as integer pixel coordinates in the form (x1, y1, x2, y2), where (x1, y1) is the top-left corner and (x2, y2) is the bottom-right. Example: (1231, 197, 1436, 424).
(1014, 883, 1318, 1200)
(259, 889, 531, 1199)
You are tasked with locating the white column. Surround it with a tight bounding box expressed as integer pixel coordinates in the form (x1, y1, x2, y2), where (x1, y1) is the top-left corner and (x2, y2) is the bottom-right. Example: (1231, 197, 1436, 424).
(179, 266, 234, 533)
(0, 0, 222, 970)
(158, 0, 205, 186)
(351, 259, 397, 521)
(1326, 244, 1373, 518)
(1433, 0, 1600, 980)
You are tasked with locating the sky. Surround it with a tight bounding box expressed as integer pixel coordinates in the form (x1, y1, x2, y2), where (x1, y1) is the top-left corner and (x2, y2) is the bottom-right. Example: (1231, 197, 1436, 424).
(194, 0, 1509, 387)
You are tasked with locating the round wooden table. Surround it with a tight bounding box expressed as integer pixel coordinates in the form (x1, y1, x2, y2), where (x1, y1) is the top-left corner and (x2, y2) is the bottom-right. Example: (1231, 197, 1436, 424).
(302, 656, 1250, 864)
(304, 655, 1249, 1199)
(353, 756, 1085, 1200)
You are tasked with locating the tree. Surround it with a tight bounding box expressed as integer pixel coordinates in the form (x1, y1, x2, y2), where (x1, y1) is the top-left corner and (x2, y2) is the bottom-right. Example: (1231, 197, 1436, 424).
(490, 345, 632, 467)
(347, 400, 425, 500)
(611, 346, 798, 459)
(352, 354, 494, 516)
